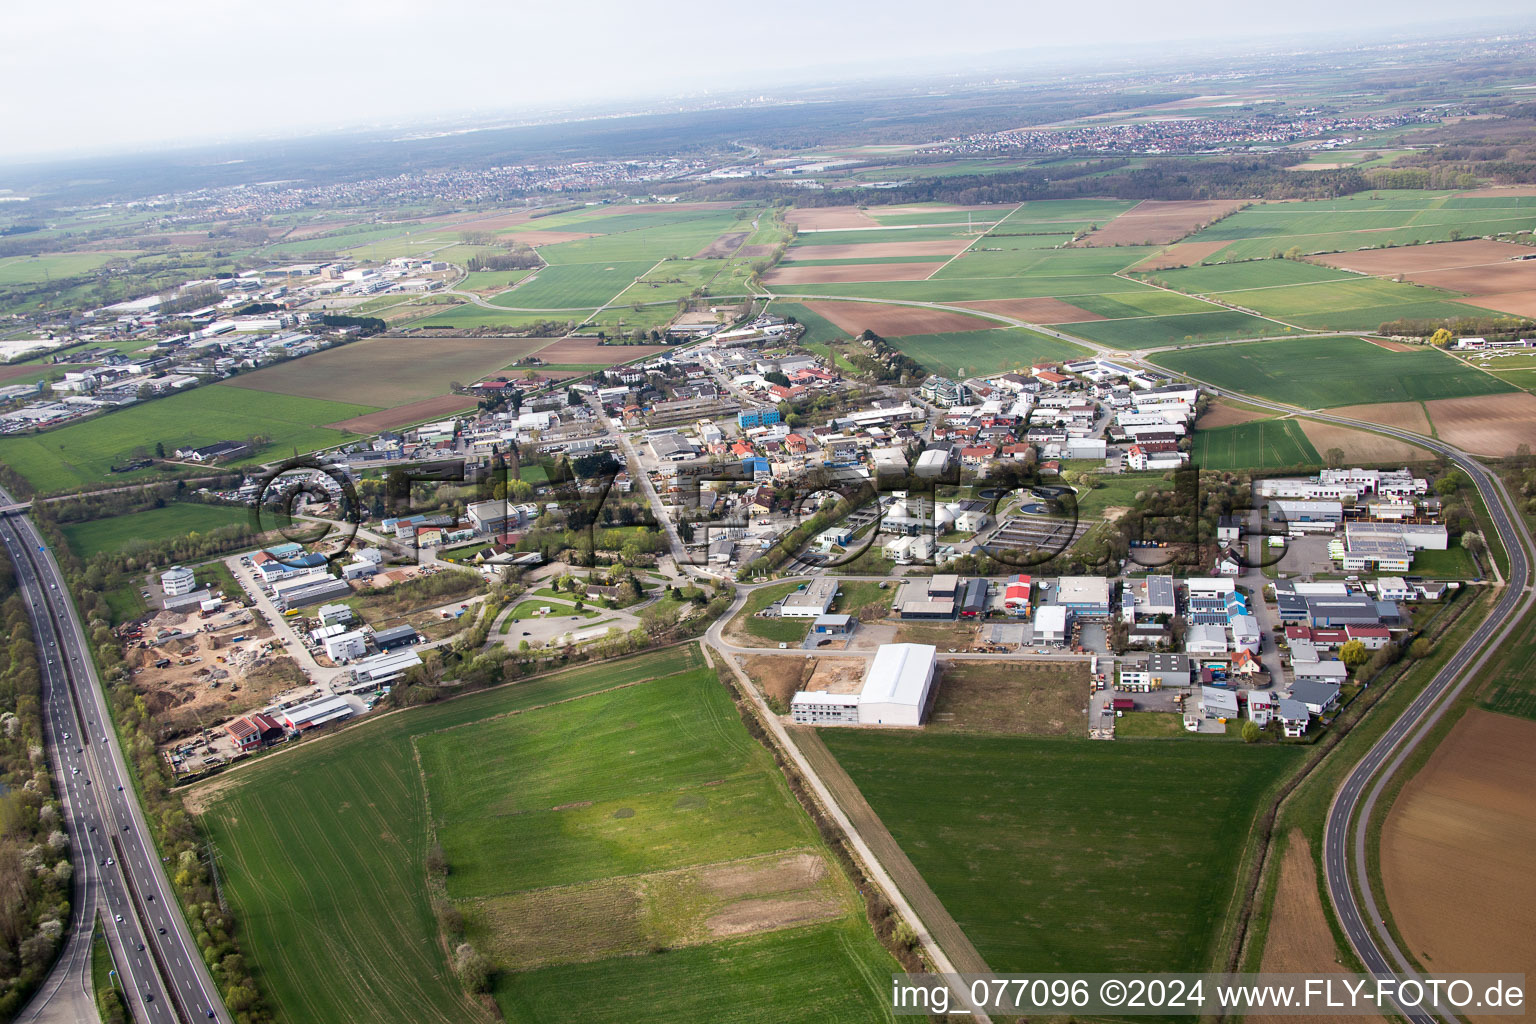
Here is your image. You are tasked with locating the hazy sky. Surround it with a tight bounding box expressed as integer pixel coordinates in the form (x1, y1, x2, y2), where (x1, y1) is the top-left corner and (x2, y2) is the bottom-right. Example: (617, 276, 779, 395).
(2, 0, 1530, 162)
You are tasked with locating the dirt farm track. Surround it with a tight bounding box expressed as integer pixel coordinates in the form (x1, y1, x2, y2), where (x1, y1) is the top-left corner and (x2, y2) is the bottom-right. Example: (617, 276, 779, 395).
(1381, 708, 1536, 1019)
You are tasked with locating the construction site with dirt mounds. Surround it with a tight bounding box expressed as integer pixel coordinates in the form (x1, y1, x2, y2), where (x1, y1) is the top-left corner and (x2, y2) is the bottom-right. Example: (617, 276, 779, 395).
(122, 603, 305, 739)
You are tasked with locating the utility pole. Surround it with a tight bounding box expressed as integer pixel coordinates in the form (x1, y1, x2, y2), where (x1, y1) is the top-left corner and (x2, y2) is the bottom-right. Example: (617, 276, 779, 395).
(205, 841, 228, 911)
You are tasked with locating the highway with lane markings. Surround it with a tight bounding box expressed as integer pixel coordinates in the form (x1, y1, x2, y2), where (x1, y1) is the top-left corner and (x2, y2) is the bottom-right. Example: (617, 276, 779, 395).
(1, 490, 230, 1024)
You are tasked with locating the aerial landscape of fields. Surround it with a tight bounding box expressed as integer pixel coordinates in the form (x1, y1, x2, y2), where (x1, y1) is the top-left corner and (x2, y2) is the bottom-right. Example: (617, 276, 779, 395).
(3, 13, 1535, 1024)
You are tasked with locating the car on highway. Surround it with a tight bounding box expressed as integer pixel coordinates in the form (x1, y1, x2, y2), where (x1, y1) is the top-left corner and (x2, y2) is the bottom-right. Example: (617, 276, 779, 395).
(157, 927, 166, 935)
(114, 914, 123, 923)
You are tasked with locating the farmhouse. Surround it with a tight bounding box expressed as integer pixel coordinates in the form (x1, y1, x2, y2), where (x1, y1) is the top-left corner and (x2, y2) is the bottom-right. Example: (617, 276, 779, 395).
(173, 440, 253, 462)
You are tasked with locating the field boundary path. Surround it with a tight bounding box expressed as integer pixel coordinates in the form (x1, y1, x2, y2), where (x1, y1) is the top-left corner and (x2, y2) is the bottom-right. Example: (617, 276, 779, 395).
(791, 725, 994, 976)
(704, 603, 993, 1021)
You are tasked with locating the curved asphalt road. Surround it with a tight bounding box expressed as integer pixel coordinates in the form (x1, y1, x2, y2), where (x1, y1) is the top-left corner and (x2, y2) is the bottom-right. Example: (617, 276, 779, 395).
(1, 492, 231, 1024)
(1151, 374, 1535, 1021)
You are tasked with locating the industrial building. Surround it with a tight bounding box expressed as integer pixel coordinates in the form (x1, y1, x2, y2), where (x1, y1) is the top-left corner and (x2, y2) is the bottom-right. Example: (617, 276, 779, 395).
(270, 570, 352, 610)
(1034, 604, 1070, 642)
(322, 630, 368, 662)
(372, 624, 420, 650)
(161, 565, 197, 597)
(1053, 577, 1111, 617)
(781, 576, 840, 618)
(791, 643, 938, 727)
(352, 648, 424, 687)
(1003, 575, 1032, 614)
(812, 614, 854, 635)
(278, 694, 355, 732)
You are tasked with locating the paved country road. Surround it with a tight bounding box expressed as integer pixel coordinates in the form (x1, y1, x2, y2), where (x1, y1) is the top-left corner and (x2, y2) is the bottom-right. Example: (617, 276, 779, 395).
(1144, 373, 1535, 1024)
(1, 489, 232, 1024)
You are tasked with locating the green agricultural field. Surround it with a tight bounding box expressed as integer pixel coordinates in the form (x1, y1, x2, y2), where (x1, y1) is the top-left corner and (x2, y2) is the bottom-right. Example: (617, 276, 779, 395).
(59, 502, 252, 558)
(1184, 192, 1536, 262)
(535, 211, 751, 265)
(0, 384, 376, 493)
(422, 655, 896, 1022)
(1489, 367, 1536, 392)
(612, 258, 730, 305)
(822, 731, 1303, 973)
(0, 251, 123, 285)
(418, 667, 816, 896)
(1151, 336, 1517, 407)
(491, 261, 658, 309)
(263, 223, 416, 256)
(1478, 606, 1536, 721)
(1144, 258, 1356, 292)
(892, 328, 1091, 378)
(934, 244, 1154, 280)
(1210, 278, 1491, 330)
(1067, 289, 1222, 318)
(413, 304, 598, 330)
(1055, 310, 1290, 349)
(1193, 420, 1321, 471)
(766, 302, 846, 346)
(198, 648, 704, 1024)
(460, 268, 535, 292)
(494, 922, 896, 1024)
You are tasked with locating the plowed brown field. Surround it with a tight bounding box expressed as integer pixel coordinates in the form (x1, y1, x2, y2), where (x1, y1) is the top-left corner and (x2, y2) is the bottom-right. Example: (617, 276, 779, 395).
(957, 297, 1106, 323)
(1080, 199, 1248, 247)
(1194, 400, 1273, 429)
(1423, 392, 1536, 455)
(800, 300, 996, 337)
(1295, 420, 1432, 464)
(1328, 401, 1433, 435)
(786, 207, 880, 230)
(327, 394, 475, 432)
(1131, 240, 1232, 271)
(1382, 709, 1536, 1007)
(1252, 832, 1384, 1024)
(1310, 240, 1536, 316)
